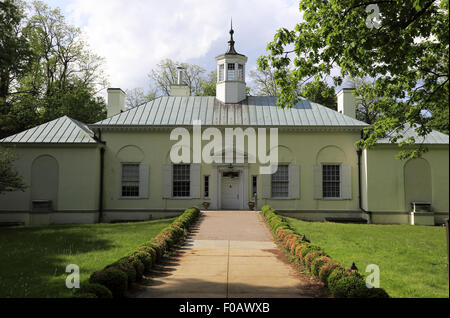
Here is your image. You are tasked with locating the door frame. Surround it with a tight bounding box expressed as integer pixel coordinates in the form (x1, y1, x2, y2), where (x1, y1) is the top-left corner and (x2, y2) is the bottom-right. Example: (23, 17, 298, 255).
(212, 164, 248, 210)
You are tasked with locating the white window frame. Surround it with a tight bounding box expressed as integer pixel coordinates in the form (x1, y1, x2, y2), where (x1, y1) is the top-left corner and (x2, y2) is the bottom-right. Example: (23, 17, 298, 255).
(322, 163, 342, 199)
(218, 64, 224, 82)
(271, 164, 289, 198)
(227, 63, 235, 80)
(172, 164, 191, 198)
(237, 64, 244, 81)
(120, 163, 140, 199)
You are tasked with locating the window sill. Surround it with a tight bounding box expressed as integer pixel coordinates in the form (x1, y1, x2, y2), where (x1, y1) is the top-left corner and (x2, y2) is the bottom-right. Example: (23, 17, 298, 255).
(321, 197, 345, 201)
(119, 197, 147, 200)
(269, 197, 292, 200)
(168, 197, 193, 200)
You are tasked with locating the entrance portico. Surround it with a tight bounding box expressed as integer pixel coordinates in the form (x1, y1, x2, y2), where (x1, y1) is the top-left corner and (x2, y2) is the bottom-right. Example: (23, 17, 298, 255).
(211, 164, 249, 210)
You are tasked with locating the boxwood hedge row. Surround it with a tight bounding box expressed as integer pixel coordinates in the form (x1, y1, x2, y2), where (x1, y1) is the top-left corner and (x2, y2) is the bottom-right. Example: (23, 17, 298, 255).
(74, 207, 201, 298)
(261, 205, 389, 298)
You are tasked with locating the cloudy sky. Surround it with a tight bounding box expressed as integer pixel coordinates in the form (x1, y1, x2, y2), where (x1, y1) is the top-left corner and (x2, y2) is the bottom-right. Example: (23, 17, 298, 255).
(39, 0, 301, 96)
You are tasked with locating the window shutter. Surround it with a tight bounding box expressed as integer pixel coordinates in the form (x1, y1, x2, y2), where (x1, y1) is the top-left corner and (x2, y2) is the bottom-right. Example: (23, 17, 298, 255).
(261, 173, 271, 199)
(162, 164, 172, 198)
(139, 164, 149, 198)
(190, 164, 201, 198)
(289, 164, 300, 199)
(313, 164, 323, 199)
(341, 164, 352, 199)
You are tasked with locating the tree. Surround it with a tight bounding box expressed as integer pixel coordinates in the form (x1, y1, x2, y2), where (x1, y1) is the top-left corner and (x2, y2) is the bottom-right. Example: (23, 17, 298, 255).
(125, 88, 155, 108)
(0, 0, 34, 136)
(149, 59, 205, 96)
(0, 148, 26, 194)
(0, 1, 109, 138)
(347, 77, 383, 124)
(300, 80, 337, 110)
(198, 70, 217, 96)
(249, 67, 279, 96)
(259, 0, 449, 159)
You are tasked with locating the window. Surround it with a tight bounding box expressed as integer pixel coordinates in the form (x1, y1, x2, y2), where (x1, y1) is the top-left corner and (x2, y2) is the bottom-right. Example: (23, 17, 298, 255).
(219, 64, 224, 81)
(204, 175, 209, 198)
(271, 165, 289, 197)
(237, 64, 244, 80)
(173, 164, 190, 197)
(121, 164, 140, 197)
(322, 164, 340, 198)
(252, 176, 257, 198)
(227, 63, 235, 80)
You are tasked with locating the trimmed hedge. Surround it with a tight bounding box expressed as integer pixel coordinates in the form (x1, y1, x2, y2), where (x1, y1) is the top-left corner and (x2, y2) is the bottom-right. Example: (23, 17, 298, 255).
(83, 206, 201, 298)
(261, 205, 389, 298)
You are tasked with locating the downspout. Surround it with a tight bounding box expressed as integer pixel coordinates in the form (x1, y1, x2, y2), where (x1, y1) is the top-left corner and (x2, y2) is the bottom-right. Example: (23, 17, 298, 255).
(357, 129, 372, 224)
(95, 129, 106, 223)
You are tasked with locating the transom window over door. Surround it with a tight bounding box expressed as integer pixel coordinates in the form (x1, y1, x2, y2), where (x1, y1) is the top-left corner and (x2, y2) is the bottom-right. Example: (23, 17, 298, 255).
(271, 165, 289, 197)
(173, 164, 190, 197)
(322, 164, 340, 198)
(121, 164, 140, 197)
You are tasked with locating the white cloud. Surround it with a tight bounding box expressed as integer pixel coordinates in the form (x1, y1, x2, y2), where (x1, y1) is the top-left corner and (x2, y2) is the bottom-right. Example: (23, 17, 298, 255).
(60, 0, 300, 94)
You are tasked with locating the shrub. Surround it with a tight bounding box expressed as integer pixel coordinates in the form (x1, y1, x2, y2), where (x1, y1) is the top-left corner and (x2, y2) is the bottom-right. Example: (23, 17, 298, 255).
(89, 268, 128, 298)
(304, 251, 327, 270)
(327, 266, 347, 289)
(311, 256, 332, 278)
(128, 256, 145, 281)
(318, 262, 341, 284)
(276, 228, 294, 241)
(299, 245, 322, 264)
(130, 250, 153, 273)
(107, 257, 136, 285)
(330, 275, 369, 298)
(136, 246, 157, 263)
(74, 283, 113, 299)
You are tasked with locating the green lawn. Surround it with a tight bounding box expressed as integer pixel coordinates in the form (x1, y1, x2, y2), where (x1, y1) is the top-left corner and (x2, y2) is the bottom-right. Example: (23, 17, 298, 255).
(285, 217, 449, 298)
(0, 218, 174, 298)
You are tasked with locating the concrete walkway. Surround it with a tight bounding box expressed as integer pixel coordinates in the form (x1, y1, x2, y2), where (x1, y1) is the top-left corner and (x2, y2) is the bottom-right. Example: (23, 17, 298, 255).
(131, 211, 327, 298)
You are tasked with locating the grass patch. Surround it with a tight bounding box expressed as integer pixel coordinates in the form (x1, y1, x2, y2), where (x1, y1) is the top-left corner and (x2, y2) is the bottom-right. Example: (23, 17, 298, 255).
(285, 217, 449, 298)
(0, 218, 174, 298)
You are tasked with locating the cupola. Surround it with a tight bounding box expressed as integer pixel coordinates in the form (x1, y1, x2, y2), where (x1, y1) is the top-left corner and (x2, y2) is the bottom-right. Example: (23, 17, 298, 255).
(215, 20, 248, 104)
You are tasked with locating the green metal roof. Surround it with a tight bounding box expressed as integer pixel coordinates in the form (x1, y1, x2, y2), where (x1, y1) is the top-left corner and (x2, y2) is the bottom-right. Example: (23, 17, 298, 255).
(91, 96, 369, 128)
(0, 116, 98, 144)
(377, 125, 449, 145)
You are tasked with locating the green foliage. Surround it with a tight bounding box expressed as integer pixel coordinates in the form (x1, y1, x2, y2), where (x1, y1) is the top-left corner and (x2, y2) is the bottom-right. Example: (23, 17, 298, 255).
(0, 148, 27, 194)
(198, 70, 217, 96)
(89, 268, 128, 298)
(259, 0, 449, 159)
(1, 0, 108, 139)
(330, 275, 369, 298)
(300, 80, 337, 110)
(107, 257, 137, 285)
(74, 283, 113, 299)
(286, 216, 446, 297)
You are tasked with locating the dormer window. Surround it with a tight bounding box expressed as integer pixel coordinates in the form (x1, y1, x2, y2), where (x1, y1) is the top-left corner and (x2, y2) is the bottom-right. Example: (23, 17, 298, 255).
(238, 64, 244, 81)
(227, 63, 235, 80)
(219, 64, 224, 82)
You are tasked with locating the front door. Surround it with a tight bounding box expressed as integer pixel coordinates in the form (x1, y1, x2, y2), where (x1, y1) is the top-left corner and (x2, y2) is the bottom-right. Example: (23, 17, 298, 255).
(221, 172, 241, 209)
